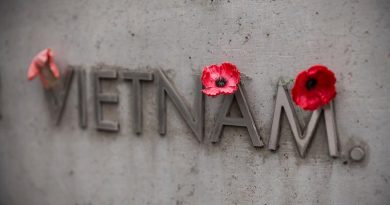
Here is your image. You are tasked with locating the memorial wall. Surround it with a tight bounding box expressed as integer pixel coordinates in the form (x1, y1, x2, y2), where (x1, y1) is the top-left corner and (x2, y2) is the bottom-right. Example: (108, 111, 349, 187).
(0, 0, 389, 204)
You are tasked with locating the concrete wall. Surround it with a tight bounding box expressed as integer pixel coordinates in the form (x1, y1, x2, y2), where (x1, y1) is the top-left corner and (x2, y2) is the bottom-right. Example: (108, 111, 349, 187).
(0, 0, 389, 204)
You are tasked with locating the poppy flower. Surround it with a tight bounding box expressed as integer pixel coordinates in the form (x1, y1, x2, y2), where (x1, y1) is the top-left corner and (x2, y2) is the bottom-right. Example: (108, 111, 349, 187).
(201, 62, 240, 96)
(291, 65, 336, 111)
(28, 48, 60, 89)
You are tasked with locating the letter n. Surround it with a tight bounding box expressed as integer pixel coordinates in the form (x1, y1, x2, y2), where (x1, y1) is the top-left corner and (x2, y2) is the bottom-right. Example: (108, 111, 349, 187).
(268, 82, 339, 157)
(157, 69, 204, 142)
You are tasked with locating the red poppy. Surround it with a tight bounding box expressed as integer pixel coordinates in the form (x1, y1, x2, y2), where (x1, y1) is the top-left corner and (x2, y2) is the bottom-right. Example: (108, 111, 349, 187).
(28, 48, 60, 89)
(291, 65, 336, 111)
(201, 62, 240, 96)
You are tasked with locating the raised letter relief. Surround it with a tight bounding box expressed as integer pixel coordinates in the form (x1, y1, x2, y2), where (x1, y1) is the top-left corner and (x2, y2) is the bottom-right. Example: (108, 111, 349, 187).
(157, 69, 204, 142)
(122, 71, 154, 134)
(46, 68, 74, 125)
(0, 70, 2, 119)
(210, 84, 264, 147)
(77, 69, 88, 128)
(268, 82, 339, 157)
(94, 70, 119, 132)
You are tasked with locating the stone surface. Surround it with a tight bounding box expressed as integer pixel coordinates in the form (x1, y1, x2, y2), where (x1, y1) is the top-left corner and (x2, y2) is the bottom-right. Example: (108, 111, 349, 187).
(0, 0, 389, 204)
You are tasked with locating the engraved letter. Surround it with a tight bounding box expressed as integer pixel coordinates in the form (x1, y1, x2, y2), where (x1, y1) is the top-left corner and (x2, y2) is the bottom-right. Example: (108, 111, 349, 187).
(46, 68, 74, 125)
(157, 69, 204, 142)
(77, 69, 87, 128)
(210, 85, 264, 147)
(268, 82, 339, 157)
(0, 70, 2, 119)
(122, 71, 153, 134)
(94, 70, 119, 132)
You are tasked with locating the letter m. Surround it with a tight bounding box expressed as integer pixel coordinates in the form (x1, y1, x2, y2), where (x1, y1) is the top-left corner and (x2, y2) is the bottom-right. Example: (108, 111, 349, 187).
(268, 82, 339, 158)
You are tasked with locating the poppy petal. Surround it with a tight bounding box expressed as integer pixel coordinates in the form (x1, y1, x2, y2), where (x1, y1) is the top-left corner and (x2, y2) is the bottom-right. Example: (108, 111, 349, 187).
(220, 62, 240, 86)
(36, 49, 49, 65)
(201, 62, 241, 96)
(47, 49, 60, 78)
(27, 63, 40, 80)
(315, 70, 336, 88)
(316, 87, 336, 104)
(291, 64, 336, 110)
(202, 87, 221, 96)
(296, 93, 322, 110)
(219, 86, 238, 95)
(28, 48, 61, 89)
(201, 64, 221, 88)
(28, 49, 50, 80)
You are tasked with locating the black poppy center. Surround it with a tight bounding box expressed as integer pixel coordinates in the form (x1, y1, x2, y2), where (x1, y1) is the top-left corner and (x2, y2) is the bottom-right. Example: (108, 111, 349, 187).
(215, 77, 227, 87)
(306, 78, 317, 90)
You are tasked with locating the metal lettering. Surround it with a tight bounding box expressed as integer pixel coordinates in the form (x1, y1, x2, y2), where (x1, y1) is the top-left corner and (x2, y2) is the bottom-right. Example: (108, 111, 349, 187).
(77, 69, 87, 129)
(157, 69, 204, 142)
(0, 70, 2, 119)
(45, 68, 74, 125)
(210, 85, 264, 147)
(267, 82, 339, 157)
(121, 71, 153, 134)
(94, 70, 119, 132)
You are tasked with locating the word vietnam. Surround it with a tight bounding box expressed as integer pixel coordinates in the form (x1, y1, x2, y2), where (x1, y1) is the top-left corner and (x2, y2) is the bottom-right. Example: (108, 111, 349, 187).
(42, 67, 339, 158)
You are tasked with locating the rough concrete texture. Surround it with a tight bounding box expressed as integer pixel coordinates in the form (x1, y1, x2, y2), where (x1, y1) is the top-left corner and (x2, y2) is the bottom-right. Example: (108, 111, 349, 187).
(0, 0, 389, 204)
